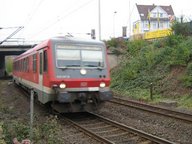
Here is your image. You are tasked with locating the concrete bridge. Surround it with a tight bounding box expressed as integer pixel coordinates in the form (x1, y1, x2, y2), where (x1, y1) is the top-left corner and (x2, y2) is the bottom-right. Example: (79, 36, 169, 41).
(0, 44, 35, 77)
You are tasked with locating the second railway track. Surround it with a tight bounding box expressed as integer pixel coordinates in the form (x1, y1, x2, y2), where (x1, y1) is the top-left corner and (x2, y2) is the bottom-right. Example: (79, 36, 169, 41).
(62, 112, 175, 144)
(110, 97, 192, 123)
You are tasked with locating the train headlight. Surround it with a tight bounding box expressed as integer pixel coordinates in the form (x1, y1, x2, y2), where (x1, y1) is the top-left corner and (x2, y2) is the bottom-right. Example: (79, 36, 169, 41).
(59, 83, 66, 89)
(80, 69, 87, 75)
(100, 82, 106, 88)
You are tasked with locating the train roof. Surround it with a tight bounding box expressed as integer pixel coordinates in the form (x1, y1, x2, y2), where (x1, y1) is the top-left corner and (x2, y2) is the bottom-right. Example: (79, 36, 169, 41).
(14, 37, 105, 61)
(50, 36, 105, 45)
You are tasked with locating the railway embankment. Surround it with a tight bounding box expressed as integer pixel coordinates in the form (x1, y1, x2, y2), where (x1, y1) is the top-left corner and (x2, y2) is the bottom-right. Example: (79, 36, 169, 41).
(107, 35, 192, 110)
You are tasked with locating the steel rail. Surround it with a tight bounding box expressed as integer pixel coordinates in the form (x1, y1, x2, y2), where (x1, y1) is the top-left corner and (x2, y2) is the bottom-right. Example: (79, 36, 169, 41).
(110, 97, 192, 123)
(63, 112, 175, 144)
(89, 112, 175, 144)
(63, 116, 115, 144)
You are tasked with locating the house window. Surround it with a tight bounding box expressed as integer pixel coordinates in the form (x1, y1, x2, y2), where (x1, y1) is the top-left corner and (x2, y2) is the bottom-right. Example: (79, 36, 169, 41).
(144, 21, 149, 29)
(153, 12, 156, 17)
(134, 24, 137, 29)
(160, 22, 164, 28)
(167, 22, 170, 28)
(160, 13, 163, 18)
(152, 22, 157, 29)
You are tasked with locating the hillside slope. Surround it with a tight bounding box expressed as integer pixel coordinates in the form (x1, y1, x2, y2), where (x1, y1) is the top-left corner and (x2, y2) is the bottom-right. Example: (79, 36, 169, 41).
(109, 35, 192, 108)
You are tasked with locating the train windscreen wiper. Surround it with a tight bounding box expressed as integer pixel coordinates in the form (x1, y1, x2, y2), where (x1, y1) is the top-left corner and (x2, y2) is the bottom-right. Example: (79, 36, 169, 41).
(59, 64, 81, 70)
(84, 64, 103, 70)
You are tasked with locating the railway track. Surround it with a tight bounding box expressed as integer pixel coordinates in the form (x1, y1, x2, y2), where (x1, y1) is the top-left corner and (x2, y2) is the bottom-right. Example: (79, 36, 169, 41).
(62, 112, 175, 144)
(110, 97, 192, 123)
(59, 118, 103, 144)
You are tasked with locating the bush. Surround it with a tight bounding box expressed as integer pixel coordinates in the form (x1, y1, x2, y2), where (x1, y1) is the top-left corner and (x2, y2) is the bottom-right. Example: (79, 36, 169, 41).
(2, 121, 30, 144)
(153, 39, 166, 48)
(106, 38, 127, 49)
(186, 62, 192, 75)
(2, 116, 62, 144)
(106, 38, 119, 48)
(181, 63, 192, 87)
(35, 115, 62, 144)
(126, 39, 147, 56)
(165, 34, 184, 47)
(172, 21, 192, 36)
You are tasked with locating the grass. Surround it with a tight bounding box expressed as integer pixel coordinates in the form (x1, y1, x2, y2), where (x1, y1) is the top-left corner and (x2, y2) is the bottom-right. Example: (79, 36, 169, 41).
(177, 95, 192, 109)
(113, 88, 192, 109)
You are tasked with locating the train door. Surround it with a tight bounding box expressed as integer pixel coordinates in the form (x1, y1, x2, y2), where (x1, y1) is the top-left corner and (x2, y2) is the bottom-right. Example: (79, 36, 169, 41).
(38, 50, 44, 100)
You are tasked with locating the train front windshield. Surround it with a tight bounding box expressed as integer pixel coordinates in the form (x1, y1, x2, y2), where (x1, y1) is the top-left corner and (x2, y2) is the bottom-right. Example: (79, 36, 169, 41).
(55, 44, 105, 68)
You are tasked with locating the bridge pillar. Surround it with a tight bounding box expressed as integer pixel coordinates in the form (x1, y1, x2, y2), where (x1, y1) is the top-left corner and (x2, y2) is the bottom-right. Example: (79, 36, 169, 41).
(0, 55, 5, 77)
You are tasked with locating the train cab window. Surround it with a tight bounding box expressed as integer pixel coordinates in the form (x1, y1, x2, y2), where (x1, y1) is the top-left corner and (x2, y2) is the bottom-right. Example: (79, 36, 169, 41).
(43, 50, 48, 72)
(33, 54, 37, 72)
(55, 44, 104, 68)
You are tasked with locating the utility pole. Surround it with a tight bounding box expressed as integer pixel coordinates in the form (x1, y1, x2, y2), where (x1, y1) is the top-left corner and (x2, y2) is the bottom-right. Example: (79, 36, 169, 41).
(30, 89, 34, 142)
(113, 11, 117, 38)
(129, 0, 131, 37)
(98, 0, 101, 40)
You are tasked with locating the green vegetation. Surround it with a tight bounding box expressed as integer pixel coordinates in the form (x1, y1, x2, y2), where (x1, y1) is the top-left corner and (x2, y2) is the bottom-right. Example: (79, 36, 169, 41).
(172, 21, 192, 36)
(109, 22, 192, 109)
(2, 116, 62, 144)
(5, 56, 13, 75)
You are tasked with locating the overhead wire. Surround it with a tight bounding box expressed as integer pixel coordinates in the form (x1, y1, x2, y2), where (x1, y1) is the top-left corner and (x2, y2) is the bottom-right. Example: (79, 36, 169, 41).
(18, 0, 45, 38)
(24, 0, 45, 27)
(29, 0, 94, 39)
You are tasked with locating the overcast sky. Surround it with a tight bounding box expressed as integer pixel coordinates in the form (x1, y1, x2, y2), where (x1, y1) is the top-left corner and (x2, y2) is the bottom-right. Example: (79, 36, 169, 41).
(0, 0, 192, 42)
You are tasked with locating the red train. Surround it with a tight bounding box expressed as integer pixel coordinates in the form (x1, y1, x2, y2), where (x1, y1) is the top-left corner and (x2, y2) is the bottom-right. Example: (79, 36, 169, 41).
(13, 37, 112, 112)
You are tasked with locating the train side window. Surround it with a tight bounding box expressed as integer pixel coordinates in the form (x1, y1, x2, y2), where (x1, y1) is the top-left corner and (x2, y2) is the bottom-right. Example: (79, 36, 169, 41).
(40, 53, 43, 74)
(43, 50, 48, 72)
(20, 60, 22, 71)
(15, 62, 16, 71)
(26, 57, 29, 72)
(23, 59, 25, 72)
(24, 58, 26, 72)
(20, 60, 21, 71)
(33, 54, 37, 72)
(21, 60, 22, 71)
(18, 60, 20, 71)
(15, 62, 17, 71)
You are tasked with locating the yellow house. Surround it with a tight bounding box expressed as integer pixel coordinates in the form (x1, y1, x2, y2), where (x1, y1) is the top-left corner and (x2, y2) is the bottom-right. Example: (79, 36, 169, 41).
(132, 4, 175, 39)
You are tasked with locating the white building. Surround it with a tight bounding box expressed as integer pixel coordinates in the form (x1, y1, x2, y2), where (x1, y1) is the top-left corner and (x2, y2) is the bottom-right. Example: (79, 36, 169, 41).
(132, 4, 175, 35)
